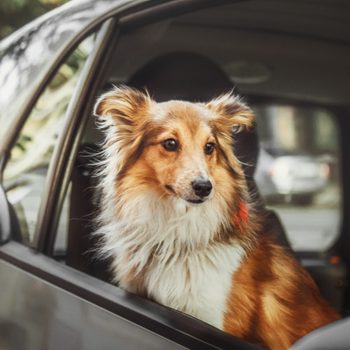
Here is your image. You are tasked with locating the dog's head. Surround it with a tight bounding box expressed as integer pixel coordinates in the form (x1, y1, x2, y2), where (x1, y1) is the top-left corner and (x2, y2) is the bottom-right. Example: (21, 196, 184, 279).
(94, 86, 255, 210)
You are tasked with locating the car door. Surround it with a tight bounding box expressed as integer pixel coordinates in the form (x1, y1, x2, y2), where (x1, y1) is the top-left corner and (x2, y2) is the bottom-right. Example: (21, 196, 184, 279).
(0, 1, 261, 349)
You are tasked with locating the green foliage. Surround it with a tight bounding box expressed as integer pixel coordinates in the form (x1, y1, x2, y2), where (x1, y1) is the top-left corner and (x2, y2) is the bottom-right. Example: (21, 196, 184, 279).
(0, 0, 69, 39)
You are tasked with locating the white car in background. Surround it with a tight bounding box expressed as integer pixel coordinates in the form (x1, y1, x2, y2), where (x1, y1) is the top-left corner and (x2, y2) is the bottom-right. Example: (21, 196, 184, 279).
(255, 148, 330, 204)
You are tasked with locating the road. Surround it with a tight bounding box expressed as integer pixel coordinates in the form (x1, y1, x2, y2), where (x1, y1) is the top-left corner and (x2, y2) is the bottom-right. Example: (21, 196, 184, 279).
(269, 205, 341, 252)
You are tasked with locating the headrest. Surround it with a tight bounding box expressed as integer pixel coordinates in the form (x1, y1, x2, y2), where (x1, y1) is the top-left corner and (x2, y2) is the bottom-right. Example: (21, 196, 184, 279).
(128, 52, 259, 183)
(129, 52, 232, 102)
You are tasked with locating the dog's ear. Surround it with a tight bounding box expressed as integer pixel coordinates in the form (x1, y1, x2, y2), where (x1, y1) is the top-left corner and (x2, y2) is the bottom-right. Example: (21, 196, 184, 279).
(94, 85, 152, 129)
(206, 92, 255, 137)
(94, 86, 154, 175)
(206, 92, 256, 177)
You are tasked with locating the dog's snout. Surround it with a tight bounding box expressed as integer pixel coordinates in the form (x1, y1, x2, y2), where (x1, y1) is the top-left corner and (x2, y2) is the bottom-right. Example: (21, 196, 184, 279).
(192, 178, 212, 198)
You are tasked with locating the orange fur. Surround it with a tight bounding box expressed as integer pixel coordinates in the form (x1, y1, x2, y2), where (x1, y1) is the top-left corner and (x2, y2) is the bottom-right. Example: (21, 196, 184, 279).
(223, 237, 339, 349)
(94, 86, 339, 350)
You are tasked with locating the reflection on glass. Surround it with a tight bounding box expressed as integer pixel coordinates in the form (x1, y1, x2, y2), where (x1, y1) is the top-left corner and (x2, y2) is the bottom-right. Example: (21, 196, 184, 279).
(3, 36, 94, 245)
(0, 0, 114, 141)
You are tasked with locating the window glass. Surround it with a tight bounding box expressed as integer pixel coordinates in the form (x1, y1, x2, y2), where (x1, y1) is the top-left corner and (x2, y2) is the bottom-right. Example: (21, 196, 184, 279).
(3, 35, 95, 245)
(253, 104, 341, 252)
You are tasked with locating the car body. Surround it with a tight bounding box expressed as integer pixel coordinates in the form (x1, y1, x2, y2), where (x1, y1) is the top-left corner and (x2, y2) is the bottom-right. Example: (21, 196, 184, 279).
(0, 0, 349, 349)
(255, 148, 330, 203)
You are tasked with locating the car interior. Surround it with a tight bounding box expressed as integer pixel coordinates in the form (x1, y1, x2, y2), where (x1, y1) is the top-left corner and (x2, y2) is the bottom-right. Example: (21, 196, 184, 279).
(57, 0, 348, 313)
(3, 0, 350, 348)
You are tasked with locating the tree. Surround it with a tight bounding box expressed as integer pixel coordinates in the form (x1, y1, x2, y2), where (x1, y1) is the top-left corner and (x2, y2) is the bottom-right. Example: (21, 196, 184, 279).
(0, 0, 68, 40)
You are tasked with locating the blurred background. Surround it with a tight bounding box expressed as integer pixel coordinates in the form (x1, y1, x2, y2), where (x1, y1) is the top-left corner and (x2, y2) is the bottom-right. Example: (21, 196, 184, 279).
(0, 0, 68, 40)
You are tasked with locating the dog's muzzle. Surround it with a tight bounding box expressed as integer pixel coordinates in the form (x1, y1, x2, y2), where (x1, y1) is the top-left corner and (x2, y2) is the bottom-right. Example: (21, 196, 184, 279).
(191, 177, 212, 200)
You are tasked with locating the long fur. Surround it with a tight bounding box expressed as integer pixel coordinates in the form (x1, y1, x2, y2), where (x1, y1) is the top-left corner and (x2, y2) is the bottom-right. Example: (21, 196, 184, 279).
(93, 86, 339, 349)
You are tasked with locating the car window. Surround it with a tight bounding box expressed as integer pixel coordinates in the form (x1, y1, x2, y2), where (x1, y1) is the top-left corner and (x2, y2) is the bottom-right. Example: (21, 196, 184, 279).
(3, 35, 95, 245)
(253, 104, 342, 252)
(0, 1, 119, 142)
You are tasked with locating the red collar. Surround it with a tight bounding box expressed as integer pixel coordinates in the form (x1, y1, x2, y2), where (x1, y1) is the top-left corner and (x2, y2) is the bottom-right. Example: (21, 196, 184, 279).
(232, 201, 248, 228)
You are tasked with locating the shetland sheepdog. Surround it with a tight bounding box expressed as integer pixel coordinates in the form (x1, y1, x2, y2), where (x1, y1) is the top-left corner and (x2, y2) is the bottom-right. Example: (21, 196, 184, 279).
(93, 86, 339, 349)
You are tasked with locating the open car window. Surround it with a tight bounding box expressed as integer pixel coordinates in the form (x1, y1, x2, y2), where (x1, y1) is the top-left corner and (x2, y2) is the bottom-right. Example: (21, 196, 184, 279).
(253, 104, 342, 252)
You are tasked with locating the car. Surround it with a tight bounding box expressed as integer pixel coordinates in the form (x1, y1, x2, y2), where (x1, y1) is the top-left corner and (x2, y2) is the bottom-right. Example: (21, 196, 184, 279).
(255, 148, 330, 204)
(0, 0, 349, 349)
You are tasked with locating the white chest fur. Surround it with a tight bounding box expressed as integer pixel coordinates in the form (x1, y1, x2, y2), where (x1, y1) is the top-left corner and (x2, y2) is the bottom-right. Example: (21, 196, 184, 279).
(146, 243, 245, 329)
(98, 193, 246, 329)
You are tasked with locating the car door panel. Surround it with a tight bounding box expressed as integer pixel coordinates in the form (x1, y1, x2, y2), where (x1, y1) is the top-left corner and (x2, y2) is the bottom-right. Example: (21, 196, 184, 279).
(0, 259, 188, 350)
(0, 242, 261, 350)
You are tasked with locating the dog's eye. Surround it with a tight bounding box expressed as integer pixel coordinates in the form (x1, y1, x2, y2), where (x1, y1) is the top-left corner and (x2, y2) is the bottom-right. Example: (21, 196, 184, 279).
(204, 142, 215, 155)
(232, 124, 244, 134)
(162, 138, 179, 152)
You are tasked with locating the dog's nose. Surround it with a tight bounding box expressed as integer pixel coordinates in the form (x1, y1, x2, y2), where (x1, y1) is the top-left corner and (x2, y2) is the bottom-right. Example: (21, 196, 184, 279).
(192, 178, 212, 198)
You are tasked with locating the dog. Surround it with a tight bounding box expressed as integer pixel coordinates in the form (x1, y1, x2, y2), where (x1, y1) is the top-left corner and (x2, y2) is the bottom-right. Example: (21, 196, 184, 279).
(93, 86, 339, 349)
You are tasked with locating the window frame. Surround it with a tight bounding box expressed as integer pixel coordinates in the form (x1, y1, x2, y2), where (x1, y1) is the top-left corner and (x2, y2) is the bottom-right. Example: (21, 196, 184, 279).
(0, 19, 116, 252)
(32, 18, 119, 254)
